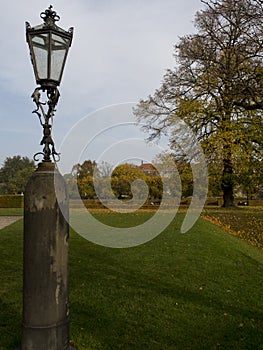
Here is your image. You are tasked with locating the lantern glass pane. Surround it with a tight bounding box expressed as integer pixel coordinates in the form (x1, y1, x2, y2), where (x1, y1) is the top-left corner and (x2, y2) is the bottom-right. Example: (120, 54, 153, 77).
(32, 33, 49, 80)
(50, 34, 70, 82)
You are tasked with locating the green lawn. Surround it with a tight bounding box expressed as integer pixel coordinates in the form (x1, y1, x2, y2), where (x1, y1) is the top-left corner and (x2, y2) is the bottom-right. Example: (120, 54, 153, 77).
(1, 213, 263, 349)
(0, 208, 23, 216)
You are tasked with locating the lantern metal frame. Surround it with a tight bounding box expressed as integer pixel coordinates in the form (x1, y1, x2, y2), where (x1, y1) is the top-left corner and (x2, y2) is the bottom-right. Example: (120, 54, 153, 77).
(26, 5, 73, 162)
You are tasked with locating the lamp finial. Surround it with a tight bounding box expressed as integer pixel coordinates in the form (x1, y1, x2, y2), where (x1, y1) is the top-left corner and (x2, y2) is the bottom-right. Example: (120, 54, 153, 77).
(40, 5, 60, 26)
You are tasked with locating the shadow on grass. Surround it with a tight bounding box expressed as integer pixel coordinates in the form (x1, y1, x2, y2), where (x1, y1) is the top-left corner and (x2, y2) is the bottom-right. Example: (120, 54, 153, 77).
(0, 220, 23, 350)
(0, 298, 21, 350)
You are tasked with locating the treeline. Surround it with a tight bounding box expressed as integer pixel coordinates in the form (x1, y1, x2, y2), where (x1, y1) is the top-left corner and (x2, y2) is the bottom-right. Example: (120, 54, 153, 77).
(0, 156, 262, 202)
(64, 159, 263, 201)
(64, 160, 191, 200)
(65, 159, 205, 200)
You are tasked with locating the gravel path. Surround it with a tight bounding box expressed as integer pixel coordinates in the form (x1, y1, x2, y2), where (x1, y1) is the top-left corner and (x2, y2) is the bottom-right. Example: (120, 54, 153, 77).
(0, 216, 22, 230)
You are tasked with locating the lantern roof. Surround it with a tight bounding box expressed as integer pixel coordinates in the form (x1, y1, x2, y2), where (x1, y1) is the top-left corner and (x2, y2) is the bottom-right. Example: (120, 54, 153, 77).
(26, 5, 73, 41)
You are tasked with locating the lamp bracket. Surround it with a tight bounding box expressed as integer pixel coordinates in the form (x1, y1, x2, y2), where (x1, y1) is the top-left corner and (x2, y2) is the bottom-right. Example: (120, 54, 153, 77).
(32, 86, 61, 163)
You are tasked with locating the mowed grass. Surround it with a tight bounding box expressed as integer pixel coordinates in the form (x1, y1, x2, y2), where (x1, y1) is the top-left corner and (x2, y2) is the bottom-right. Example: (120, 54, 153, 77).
(0, 208, 23, 216)
(0, 213, 263, 349)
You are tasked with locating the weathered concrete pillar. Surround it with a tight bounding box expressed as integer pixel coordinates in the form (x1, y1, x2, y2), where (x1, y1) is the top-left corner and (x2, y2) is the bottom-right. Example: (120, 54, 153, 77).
(22, 162, 71, 350)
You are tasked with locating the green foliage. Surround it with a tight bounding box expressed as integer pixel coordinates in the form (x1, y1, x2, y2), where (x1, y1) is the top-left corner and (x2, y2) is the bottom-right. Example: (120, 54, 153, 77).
(111, 163, 147, 199)
(78, 176, 96, 199)
(72, 160, 97, 179)
(64, 160, 98, 199)
(0, 156, 35, 194)
(179, 162, 193, 197)
(146, 176, 163, 200)
(66, 161, 166, 201)
(111, 163, 146, 179)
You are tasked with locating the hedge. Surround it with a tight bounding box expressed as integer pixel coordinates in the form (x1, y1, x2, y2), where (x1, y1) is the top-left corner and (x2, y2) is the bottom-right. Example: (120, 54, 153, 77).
(0, 195, 24, 208)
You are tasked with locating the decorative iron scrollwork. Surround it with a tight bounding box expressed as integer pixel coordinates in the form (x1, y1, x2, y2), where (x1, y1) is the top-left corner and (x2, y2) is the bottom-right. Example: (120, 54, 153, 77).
(32, 87, 61, 162)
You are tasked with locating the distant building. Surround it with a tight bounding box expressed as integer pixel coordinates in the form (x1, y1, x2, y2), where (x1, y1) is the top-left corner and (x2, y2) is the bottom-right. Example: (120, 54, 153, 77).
(138, 161, 159, 176)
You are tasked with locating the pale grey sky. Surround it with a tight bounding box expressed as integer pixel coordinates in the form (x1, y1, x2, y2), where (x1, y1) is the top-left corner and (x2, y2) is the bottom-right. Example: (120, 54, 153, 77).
(0, 0, 204, 169)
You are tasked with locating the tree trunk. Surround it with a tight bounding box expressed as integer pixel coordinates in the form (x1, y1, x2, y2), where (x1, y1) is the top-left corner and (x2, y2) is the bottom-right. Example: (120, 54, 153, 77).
(221, 159, 235, 207)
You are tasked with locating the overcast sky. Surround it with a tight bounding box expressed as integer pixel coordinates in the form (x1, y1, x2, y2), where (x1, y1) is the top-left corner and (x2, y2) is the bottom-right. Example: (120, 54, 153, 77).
(0, 0, 204, 172)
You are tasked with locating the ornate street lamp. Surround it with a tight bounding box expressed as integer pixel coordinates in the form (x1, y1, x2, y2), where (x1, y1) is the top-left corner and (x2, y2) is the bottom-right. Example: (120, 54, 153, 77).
(22, 6, 75, 350)
(26, 5, 73, 162)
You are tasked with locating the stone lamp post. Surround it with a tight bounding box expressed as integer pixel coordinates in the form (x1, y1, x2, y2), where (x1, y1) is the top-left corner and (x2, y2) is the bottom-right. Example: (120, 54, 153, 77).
(22, 6, 74, 350)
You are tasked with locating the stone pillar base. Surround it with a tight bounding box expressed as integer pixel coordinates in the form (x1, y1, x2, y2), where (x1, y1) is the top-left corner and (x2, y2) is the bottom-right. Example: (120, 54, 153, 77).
(22, 162, 72, 350)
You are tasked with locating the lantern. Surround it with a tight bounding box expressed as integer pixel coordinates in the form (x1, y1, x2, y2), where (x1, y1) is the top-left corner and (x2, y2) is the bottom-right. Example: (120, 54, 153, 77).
(26, 5, 73, 89)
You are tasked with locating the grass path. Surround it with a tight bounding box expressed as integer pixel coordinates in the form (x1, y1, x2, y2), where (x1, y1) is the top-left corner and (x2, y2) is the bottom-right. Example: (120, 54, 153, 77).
(0, 216, 22, 230)
(0, 213, 263, 349)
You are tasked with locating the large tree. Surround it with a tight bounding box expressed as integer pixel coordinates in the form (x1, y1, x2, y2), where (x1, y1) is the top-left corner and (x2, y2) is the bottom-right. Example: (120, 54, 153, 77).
(134, 0, 263, 207)
(111, 163, 147, 199)
(71, 160, 97, 180)
(0, 155, 35, 194)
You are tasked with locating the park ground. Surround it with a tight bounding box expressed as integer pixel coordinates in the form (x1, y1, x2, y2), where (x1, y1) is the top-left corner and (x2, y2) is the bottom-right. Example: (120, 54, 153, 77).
(0, 206, 262, 349)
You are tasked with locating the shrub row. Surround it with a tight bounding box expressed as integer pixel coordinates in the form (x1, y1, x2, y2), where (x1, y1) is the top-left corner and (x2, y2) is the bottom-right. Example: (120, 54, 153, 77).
(1, 196, 262, 210)
(0, 195, 24, 208)
(75, 198, 263, 209)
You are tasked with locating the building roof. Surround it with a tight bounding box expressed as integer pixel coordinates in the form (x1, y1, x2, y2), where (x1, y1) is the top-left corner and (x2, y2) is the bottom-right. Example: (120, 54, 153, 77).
(138, 162, 158, 176)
